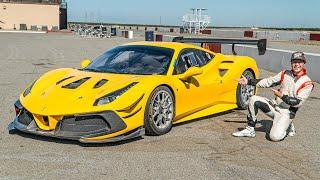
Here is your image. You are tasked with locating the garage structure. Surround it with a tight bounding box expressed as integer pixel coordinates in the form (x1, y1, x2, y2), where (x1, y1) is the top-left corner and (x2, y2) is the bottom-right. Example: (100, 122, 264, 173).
(0, 0, 67, 31)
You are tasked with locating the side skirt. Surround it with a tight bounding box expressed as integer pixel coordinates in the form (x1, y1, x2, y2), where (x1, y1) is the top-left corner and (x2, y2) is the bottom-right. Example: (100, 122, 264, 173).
(173, 103, 237, 124)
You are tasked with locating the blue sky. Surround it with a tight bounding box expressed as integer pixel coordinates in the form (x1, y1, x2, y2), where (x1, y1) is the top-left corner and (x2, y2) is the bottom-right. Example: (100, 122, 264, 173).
(65, 0, 320, 28)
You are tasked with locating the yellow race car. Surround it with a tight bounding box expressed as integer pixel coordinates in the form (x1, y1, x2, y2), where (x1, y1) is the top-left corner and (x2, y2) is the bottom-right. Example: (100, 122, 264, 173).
(8, 37, 266, 143)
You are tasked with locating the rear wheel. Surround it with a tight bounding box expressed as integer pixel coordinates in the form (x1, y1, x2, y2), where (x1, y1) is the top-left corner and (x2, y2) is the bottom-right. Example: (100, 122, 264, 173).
(144, 86, 175, 136)
(236, 70, 256, 109)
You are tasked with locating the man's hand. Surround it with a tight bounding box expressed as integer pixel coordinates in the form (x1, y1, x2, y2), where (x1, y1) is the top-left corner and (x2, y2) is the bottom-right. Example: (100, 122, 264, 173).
(271, 88, 283, 98)
(235, 75, 248, 85)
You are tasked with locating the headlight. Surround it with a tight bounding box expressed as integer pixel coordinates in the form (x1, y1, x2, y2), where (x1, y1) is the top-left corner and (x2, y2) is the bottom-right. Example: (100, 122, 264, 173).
(94, 82, 138, 106)
(23, 81, 36, 97)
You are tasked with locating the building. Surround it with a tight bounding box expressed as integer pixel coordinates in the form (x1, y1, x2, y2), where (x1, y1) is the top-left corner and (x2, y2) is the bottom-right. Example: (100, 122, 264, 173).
(0, 0, 67, 31)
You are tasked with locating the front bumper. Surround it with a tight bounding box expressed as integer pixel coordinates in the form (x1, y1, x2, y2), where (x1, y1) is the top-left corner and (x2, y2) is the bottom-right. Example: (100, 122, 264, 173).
(8, 101, 144, 143)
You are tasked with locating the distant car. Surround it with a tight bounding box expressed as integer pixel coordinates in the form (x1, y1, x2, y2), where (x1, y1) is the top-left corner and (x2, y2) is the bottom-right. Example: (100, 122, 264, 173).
(8, 37, 266, 143)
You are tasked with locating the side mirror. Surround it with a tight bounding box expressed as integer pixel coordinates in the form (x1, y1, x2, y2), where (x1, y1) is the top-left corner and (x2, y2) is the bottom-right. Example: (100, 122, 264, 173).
(179, 67, 203, 81)
(81, 59, 91, 69)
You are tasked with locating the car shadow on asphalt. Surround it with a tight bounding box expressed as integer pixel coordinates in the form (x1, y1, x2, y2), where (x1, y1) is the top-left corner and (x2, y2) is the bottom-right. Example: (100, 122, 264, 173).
(9, 129, 144, 147)
(256, 120, 274, 141)
(173, 110, 236, 127)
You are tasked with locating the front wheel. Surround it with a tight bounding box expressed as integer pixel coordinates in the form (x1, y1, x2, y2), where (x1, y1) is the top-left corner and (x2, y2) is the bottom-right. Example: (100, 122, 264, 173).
(236, 70, 256, 109)
(144, 86, 175, 136)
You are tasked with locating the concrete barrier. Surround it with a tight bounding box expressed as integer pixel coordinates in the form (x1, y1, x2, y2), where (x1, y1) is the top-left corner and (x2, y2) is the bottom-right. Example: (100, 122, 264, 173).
(253, 31, 309, 41)
(162, 34, 179, 42)
(211, 29, 311, 41)
(212, 29, 244, 38)
(222, 44, 320, 83)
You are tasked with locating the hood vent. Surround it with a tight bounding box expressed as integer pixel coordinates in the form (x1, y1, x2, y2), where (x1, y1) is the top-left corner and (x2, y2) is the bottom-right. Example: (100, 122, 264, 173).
(94, 79, 108, 89)
(62, 77, 90, 89)
(56, 76, 75, 85)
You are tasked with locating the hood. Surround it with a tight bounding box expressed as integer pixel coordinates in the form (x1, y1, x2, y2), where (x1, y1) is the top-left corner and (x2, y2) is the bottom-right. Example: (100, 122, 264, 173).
(20, 68, 145, 115)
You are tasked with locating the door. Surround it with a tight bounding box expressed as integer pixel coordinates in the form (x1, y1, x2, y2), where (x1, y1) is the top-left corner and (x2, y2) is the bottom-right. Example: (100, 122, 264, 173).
(172, 48, 221, 118)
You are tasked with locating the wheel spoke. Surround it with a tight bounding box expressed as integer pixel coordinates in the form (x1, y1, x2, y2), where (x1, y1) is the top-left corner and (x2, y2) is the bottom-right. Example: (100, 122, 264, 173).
(153, 106, 159, 111)
(161, 117, 166, 126)
(162, 95, 169, 104)
(156, 93, 161, 103)
(162, 101, 172, 109)
(155, 114, 162, 125)
(152, 111, 159, 120)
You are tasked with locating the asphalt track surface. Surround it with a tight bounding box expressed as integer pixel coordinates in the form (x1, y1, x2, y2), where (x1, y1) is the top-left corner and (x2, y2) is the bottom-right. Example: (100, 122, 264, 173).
(0, 33, 319, 179)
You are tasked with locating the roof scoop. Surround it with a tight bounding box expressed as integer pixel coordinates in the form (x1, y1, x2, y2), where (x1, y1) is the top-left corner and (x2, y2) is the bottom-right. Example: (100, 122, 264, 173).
(62, 77, 90, 89)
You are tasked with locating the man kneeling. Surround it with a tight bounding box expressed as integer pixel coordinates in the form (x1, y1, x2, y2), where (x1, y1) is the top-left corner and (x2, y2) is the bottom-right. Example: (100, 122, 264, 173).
(233, 52, 314, 141)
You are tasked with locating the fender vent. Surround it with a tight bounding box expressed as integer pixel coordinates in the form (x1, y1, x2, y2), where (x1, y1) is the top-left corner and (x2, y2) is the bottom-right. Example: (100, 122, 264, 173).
(93, 79, 108, 89)
(62, 77, 90, 89)
(56, 76, 75, 85)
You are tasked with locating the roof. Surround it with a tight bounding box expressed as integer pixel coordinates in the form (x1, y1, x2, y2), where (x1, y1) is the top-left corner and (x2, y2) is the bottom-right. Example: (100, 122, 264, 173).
(124, 41, 204, 51)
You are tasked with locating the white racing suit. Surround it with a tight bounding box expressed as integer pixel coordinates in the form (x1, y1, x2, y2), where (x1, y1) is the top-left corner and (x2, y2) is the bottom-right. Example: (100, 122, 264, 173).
(247, 69, 313, 141)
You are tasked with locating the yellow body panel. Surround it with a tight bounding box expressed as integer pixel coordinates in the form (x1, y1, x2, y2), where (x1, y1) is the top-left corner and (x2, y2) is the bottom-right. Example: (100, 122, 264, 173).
(19, 41, 259, 142)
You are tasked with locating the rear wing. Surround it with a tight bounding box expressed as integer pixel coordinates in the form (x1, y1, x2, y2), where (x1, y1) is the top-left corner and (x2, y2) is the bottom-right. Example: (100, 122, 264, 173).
(172, 37, 267, 55)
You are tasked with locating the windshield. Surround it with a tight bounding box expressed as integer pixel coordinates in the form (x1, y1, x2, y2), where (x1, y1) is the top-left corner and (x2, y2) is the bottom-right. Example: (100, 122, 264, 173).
(84, 45, 174, 75)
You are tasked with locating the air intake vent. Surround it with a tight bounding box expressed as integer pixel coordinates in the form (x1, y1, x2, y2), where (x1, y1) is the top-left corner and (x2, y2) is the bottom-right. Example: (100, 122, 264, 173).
(62, 77, 90, 89)
(94, 79, 108, 89)
(221, 61, 234, 64)
(56, 76, 75, 85)
(219, 69, 228, 77)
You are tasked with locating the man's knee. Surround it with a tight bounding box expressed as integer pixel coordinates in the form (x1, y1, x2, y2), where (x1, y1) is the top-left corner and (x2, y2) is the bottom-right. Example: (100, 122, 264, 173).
(248, 95, 266, 106)
(269, 132, 286, 142)
(248, 96, 271, 114)
(248, 95, 259, 105)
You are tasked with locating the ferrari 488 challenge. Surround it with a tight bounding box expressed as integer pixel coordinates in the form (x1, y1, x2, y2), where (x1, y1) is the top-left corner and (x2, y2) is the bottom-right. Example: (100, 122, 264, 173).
(8, 37, 266, 143)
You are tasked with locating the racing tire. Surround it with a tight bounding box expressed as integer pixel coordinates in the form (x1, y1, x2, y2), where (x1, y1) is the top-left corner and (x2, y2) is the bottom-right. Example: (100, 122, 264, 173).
(236, 69, 256, 109)
(144, 86, 175, 136)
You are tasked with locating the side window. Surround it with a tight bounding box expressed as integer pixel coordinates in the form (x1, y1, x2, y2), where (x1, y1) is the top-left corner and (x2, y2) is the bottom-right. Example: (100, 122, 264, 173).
(174, 50, 199, 74)
(181, 52, 199, 67)
(195, 50, 214, 67)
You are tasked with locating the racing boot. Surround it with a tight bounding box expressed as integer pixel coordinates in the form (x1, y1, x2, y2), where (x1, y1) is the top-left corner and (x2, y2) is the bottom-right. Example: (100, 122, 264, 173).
(232, 126, 256, 138)
(287, 122, 296, 137)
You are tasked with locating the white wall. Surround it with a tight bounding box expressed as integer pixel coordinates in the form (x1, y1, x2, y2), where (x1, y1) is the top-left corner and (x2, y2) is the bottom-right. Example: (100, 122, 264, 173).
(212, 29, 244, 38)
(253, 31, 309, 41)
(0, 3, 59, 30)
